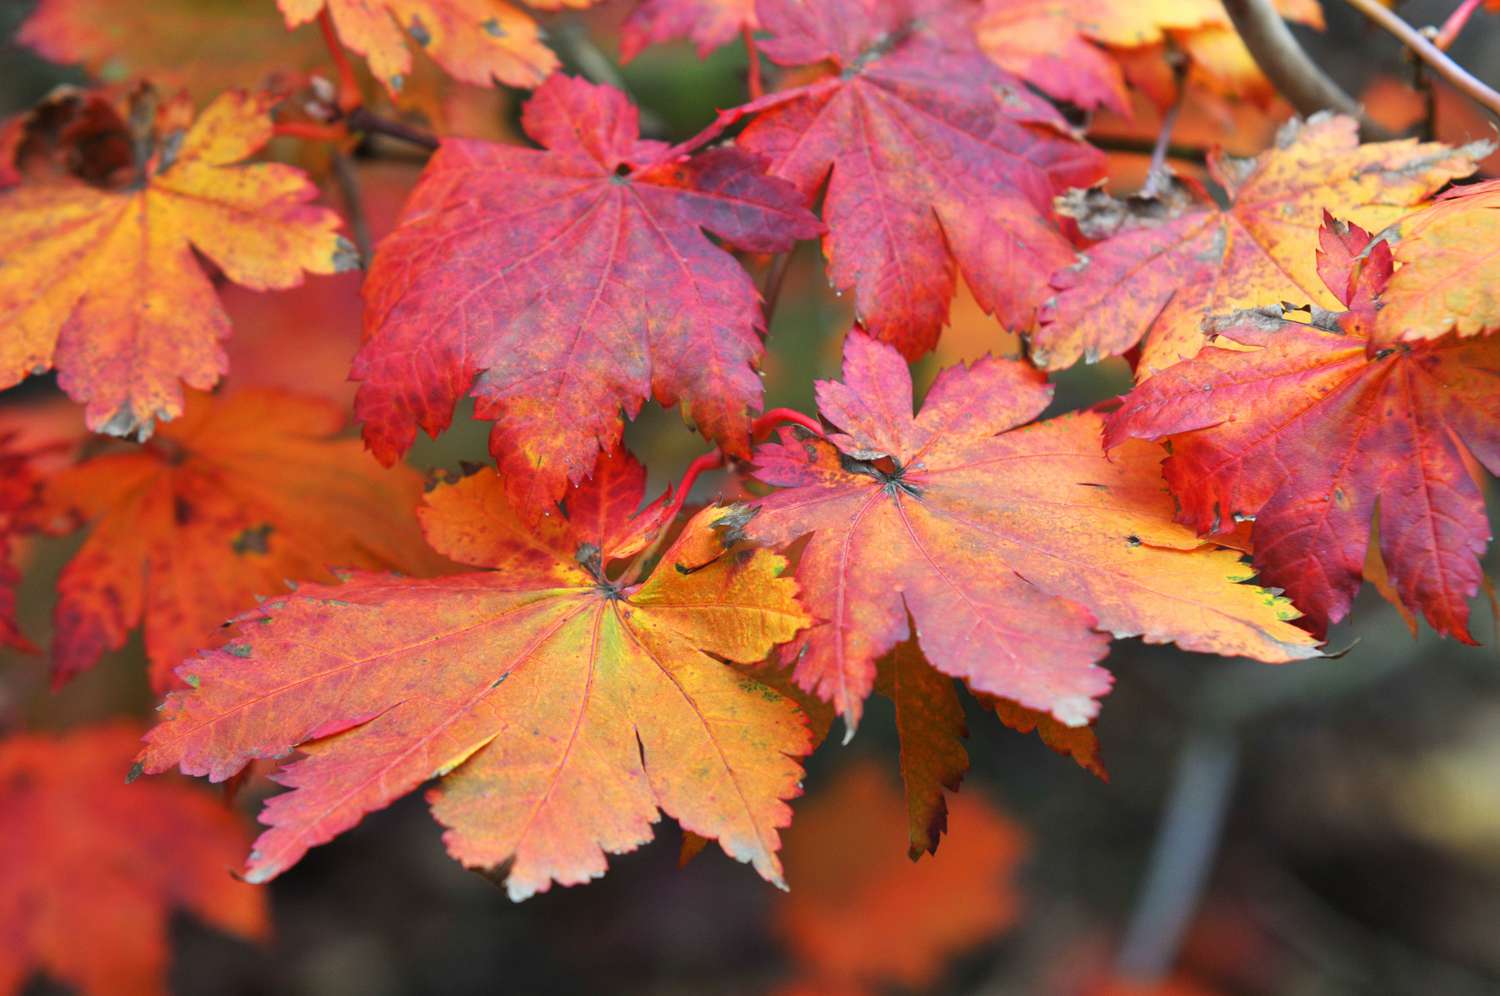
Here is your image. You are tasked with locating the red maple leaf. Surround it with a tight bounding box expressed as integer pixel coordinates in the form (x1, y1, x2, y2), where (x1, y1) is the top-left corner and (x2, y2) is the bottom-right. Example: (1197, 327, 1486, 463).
(1106, 216, 1500, 640)
(0, 435, 49, 652)
(357, 73, 821, 513)
(734, 0, 1105, 358)
(744, 331, 1318, 731)
(620, 0, 756, 60)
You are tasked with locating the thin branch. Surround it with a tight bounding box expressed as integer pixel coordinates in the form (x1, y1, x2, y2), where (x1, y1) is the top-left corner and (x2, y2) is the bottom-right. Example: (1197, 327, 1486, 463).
(1142, 72, 1186, 198)
(331, 150, 372, 264)
(1086, 135, 1210, 165)
(1116, 729, 1241, 981)
(760, 251, 795, 330)
(317, 9, 361, 112)
(1343, 0, 1500, 120)
(345, 107, 439, 151)
(753, 407, 823, 438)
(743, 25, 764, 101)
(1221, 0, 1391, 137)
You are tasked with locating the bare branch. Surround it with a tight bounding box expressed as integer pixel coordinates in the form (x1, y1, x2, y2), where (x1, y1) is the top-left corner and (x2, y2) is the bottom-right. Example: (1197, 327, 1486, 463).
(1221, 0, 1392, 139)
(1343, 0, 1500, 121)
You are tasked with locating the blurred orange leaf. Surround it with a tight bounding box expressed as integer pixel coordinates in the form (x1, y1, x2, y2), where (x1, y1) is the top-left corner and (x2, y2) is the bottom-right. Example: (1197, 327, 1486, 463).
(774, 761, 1027, 992)
(19, 0, 327, 94)
(281, 0, 601, 94)
(0, 723, 266, 996)
(45, 389, 448, 692)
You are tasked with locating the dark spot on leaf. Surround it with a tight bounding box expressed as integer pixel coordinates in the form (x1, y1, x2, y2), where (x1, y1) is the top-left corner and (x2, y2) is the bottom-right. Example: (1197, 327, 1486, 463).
(232, 523, 273, 555)
(333, 236, 362, 272)
(173, 495, 194, 525)
(223, 643, 252, 658)
(408, 15, 431, 46)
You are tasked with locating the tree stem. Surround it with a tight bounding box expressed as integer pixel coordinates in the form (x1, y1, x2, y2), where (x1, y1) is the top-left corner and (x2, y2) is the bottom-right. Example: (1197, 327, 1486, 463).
(1116, 729, 1240, 980)
(1343, 0, 1500, 120)
(317, 9, 361, 112)
(743, 25, 764, 101)
(1221, 0, 1389, 137)
(345, 107, 439, 151)
(331, 151, 372, 264)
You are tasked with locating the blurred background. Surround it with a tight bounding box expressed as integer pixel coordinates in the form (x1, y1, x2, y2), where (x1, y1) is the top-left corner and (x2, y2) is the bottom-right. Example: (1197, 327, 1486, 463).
(2, 1, 1499, 993)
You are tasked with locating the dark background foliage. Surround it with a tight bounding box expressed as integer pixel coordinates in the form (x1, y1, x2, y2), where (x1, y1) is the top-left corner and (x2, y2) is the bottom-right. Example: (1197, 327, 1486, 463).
(2, 2, 1499, 993)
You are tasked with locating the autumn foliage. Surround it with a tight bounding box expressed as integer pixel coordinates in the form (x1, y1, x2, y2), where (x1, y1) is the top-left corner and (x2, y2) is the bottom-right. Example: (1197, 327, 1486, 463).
(3, 0, 1500, 992)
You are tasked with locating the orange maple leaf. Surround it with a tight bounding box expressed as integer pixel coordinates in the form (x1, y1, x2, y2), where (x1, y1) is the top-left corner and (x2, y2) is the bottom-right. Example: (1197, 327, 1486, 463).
(745, 331, 1319, 732)
(0, 85, 354, 436)
(773, 761, 1026, 993)
(135, 449, 814, 899)
(278, 0, 600, 94)
(1034, 115, 1479, 379)
(1377, 178, 1500, 344)
(45, 389, 449, 692)
(0, 723, 266, 996)
(18, 0, 329, 95)
(1106, 216, 1500, 639)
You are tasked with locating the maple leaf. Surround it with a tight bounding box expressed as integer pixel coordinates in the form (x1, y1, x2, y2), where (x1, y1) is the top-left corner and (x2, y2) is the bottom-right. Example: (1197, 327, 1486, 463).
(734, 0, 1105, 359)
(1376, 178, 1500, 344)
(1034, 114, 1479, 379)
(278, 0, 598, 95)
(774, 761, 1026, 992)
(18, 0, 329, 95)
(357, 74, 820, 512)
(134, 448, 813, 899)
(1105, 216, 1500, 640)
(874, 638, 1105, 858)
(0, 436, 49, 652)
(0, 85, 354, 437)
(975, 0, 1132, 114)
(745, 331, 1319, 731)
(988, 695, 1106, 780)
(875, 639, 968, 859)
(0, 723, 266, 996)
(620, 0, 756, 60)
(977, 1, 1323, 117)
(45, 389, 449, 692)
